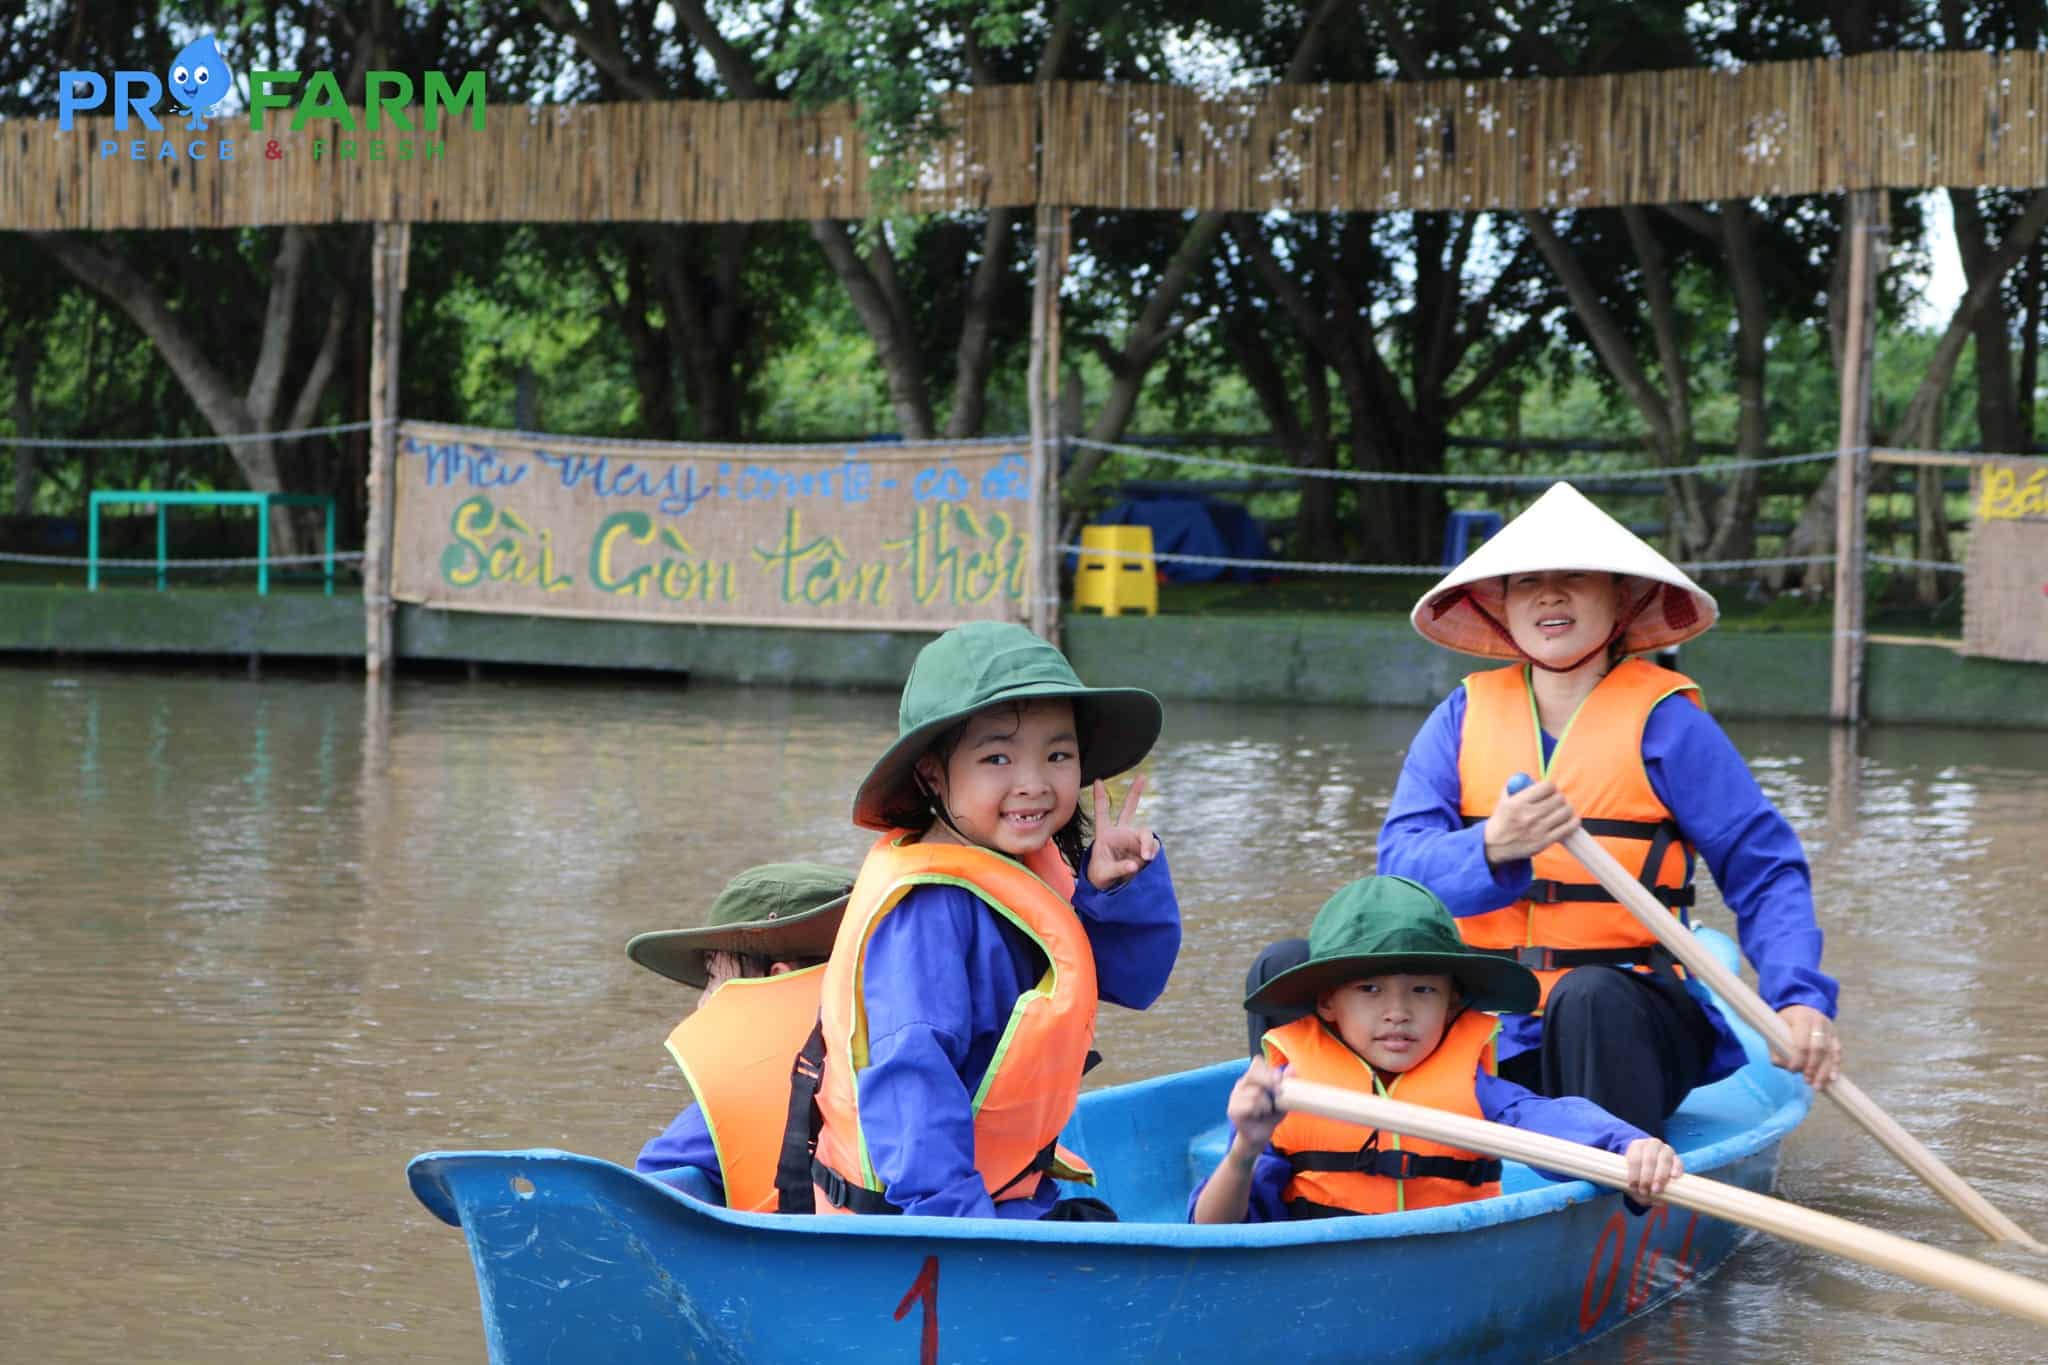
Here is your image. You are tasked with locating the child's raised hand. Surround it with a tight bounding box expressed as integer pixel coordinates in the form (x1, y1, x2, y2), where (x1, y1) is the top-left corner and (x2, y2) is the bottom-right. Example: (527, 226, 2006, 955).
(1086, 776, 1160, 889)
(1622, 1137, 1683, 1204)
(1226, 1057, 1285, 1157)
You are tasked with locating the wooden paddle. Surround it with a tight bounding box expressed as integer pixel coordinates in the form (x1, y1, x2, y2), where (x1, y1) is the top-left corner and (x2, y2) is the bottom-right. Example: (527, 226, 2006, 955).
(1509, 774, 2041, 1248)
(1274, 1077, 2048, 1328)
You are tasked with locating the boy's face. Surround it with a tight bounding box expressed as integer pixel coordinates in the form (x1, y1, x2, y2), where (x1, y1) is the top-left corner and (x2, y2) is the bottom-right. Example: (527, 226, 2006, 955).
(1502, 570, 1628, 670)
(916, 699, 1081, 858)
(1316, 972, 1458, 1075)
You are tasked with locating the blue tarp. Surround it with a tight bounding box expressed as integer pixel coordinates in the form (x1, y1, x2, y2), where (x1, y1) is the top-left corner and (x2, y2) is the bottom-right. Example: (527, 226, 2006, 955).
(1082, 497, 1270, 582)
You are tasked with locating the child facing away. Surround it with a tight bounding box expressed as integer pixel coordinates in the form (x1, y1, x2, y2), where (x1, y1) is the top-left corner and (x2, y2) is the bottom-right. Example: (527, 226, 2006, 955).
(625, 862, 854, 1211)
(1193, 876, 1680, 1224)
(809, 621, 1182, 1221)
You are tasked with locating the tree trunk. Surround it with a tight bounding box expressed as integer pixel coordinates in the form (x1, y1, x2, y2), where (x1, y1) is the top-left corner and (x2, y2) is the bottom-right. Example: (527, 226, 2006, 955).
(944, 209, 1015, 439)
(2021, 239, 2042, 449)
(1707, 201, 1768, 566)
(1297, 360, 1339, 560)
(1223, 304, 1339, 561)
(30, 228, 352, 556)
(608, 237, 680, 440)
(1953, 190, 2025, 453)
(1894, 190, 2048, 600)
(1060, 0, 1348, 495)
(1781, 195, 1891, 592)
(1072, 213, 1229, 460)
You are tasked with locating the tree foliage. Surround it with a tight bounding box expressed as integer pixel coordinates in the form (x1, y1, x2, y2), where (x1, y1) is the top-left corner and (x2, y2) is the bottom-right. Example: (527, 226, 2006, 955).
(0, 0, 2042, 587)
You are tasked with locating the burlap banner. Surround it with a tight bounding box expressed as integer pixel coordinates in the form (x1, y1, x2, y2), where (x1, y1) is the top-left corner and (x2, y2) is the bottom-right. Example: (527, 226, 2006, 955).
(391, 423, 1040, 631)
(1963, 458, 2048, 663)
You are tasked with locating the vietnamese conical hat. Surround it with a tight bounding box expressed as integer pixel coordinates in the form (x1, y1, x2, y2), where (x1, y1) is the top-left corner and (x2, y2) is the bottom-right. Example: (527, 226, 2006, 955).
(1411, 482, 1718, 660)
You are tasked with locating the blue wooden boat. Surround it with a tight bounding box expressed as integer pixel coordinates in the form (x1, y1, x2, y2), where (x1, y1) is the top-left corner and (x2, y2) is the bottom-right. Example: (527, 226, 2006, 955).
(409, 929, 1810, 1363)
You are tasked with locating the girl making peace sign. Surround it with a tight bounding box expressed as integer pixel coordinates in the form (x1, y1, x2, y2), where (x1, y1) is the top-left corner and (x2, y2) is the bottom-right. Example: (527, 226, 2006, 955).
(808, 622, 1182, 1220)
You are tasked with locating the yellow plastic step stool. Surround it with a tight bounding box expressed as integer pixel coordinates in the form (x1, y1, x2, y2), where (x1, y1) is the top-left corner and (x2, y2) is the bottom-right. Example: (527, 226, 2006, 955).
(1072, 524, 1159, 617)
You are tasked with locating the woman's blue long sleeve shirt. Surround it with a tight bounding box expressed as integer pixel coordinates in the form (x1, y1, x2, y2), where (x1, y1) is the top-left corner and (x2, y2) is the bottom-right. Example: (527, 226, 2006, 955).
(1376, 684, 1838, 1080)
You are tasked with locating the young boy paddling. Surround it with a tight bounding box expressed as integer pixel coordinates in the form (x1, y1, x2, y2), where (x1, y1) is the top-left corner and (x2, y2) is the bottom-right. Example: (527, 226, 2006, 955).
(1194, 877, 1679, 1224)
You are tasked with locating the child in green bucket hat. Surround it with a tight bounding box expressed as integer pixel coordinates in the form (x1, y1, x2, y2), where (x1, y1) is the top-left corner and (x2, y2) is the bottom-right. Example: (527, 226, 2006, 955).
(809, 621, 1182, 1220)
(629, 863, 854, 1212)
(1192, 876, 1681, 1225)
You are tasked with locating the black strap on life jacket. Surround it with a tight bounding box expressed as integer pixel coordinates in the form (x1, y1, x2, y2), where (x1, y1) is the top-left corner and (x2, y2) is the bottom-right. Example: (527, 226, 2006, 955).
(811, 1156, 905, 1214)
(812, 1135, 1064, 1215)
(1460, 814, 1696, 917)
(771, 1019, 828, 1215)
(1283, 1130, 1501, 1187)
(1472, 943, 1684, 976)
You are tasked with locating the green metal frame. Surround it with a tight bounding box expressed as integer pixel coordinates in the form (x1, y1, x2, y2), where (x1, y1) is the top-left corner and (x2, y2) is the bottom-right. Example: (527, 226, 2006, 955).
(87, 490, 337, 596)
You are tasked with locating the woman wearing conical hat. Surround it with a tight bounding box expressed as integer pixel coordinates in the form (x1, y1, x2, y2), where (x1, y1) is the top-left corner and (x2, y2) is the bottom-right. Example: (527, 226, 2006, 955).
(1369, 483, 1841, 1137)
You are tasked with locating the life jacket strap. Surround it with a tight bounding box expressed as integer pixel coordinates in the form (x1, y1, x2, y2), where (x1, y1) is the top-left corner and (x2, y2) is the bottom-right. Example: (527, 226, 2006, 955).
(811, 1137, 1064, 1214)
(1286, 1196, 1381, 1220)
(811, 1157, 905, 1215)
(1459, 815, 1694, 917)
(1284, 1133, 1502, 1187)
(1472, 943, 1684, 976)
(771, 1020, 828, 1215)
(1523, 879, 1695, 910)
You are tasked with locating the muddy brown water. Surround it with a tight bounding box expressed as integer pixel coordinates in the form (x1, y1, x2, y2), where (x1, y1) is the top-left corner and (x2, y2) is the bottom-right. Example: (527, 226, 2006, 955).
(3, 665, 2044, 1362)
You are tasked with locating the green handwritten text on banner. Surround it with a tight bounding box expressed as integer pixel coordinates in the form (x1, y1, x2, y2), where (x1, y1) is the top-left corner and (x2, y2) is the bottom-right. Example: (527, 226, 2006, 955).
(1964, 458, 2048, 664)
(392, 423, 1036, 630)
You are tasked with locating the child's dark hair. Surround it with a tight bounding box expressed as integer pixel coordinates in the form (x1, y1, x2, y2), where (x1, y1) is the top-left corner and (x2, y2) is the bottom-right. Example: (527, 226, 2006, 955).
(880, 700, 1090, 872)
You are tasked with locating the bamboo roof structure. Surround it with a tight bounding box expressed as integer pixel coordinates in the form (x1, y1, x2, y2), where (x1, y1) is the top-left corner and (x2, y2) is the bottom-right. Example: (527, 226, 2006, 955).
(5, 50, 2048, 230)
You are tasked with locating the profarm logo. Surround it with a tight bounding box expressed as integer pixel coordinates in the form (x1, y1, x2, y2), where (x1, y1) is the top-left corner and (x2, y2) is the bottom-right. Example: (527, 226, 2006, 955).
(58, 32, 486, 166)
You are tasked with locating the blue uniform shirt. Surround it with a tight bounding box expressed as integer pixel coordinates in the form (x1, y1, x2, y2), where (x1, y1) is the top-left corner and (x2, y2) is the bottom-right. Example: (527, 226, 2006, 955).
(1377, 684, 1839, 1080)
(1187, 1066, 1651, 1223)
(636, 1101, 720, 1190)
(637, 845, 1182, 1216)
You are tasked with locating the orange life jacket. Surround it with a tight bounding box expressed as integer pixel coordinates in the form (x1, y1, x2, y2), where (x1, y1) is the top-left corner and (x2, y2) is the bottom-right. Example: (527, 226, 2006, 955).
(810, 832, 1098, 1215)
(1456, 659, 1701, 1009)
(1263, 1008, 1503, 1216)
(660, 964, 826, 1213)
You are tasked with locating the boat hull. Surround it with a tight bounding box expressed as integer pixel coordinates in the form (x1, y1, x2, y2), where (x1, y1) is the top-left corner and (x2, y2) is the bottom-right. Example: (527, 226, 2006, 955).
(410, 929, 1808, 1363)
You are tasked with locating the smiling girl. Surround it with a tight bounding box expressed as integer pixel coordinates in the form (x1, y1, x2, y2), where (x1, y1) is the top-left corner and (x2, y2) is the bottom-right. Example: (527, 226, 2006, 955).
(808, 621, 1181, 1220)
(1372, 482, 1840, 1139)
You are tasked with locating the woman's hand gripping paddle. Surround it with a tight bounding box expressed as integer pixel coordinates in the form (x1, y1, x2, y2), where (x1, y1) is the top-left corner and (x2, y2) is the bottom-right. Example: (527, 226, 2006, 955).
(1273, 1077, 2048, 1327)
(1502, 772, 2042, 1249)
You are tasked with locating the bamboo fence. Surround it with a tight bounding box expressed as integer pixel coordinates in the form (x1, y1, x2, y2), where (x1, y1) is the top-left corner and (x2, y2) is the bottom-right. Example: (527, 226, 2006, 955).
(8, 51, 2048, 230)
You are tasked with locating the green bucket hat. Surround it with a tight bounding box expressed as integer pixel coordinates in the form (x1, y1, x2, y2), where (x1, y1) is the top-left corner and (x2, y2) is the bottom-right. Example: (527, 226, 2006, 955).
(626, 863, 855, 989)
(852, 621, 1162, 832)
(1243, 876, 1539, 1015)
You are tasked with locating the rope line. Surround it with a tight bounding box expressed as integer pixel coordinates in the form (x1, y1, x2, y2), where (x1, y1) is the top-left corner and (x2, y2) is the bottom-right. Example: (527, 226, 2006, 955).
(0, 419, 384, 450)
(1870, 554, 1967, 574)
(0, 550, 362, 568)
(1067, 438, 1846, 485)
(1064, 545, 1836, 575)
(401, 422, 1031, 454)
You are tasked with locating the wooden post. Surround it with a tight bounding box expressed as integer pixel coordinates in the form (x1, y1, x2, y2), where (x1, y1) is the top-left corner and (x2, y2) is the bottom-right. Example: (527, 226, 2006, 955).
(364, 221, 410, 675)
(1830, 190, 1885, 724)
(1026, 202, 1066, 644)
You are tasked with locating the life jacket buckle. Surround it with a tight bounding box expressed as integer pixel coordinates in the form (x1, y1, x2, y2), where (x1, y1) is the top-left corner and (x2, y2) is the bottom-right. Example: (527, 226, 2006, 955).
(1525, 878, 1566, 904)
(1513, 945, 1560, 971)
